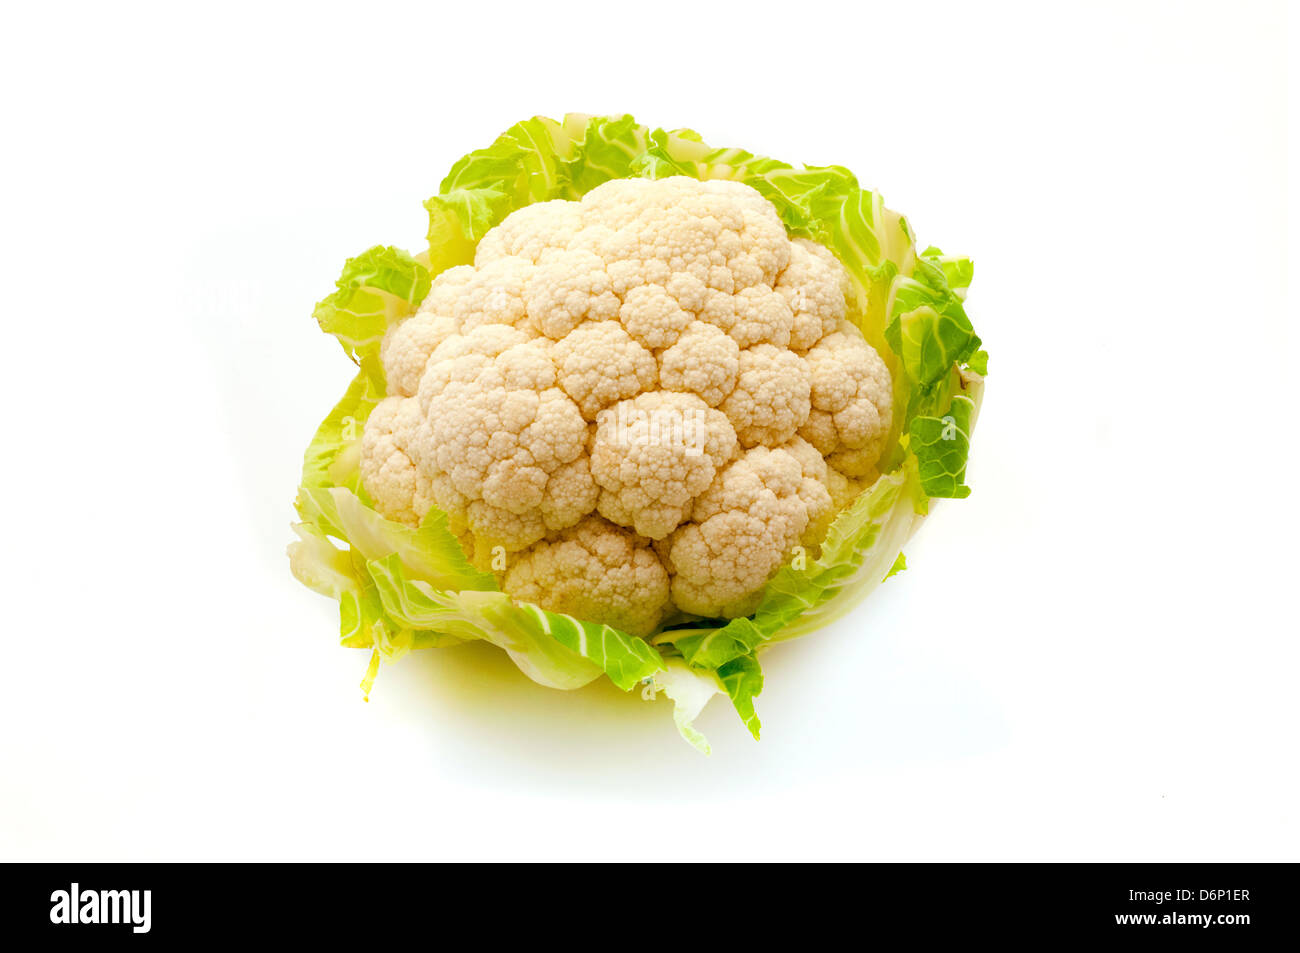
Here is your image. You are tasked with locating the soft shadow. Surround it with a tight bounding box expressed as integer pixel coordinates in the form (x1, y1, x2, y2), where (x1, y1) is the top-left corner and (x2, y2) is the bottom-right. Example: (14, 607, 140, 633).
(361, 551, 1010, 796)
(373, 639, 761, 796)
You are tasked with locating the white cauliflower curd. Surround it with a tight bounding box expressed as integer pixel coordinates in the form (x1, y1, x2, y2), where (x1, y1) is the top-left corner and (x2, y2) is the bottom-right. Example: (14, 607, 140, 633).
(359, 176, 893, 635)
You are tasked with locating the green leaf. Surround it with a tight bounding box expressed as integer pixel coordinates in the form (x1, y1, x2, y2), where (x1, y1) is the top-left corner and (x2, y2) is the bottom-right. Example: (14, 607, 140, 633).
(670, 616, 766, 670)
(884, 551, 908, 580)
(312, 246, 430, 362)
(718, 654, 763, 740)
(644, 619, 766, 743)
(910, 394, 975, 499)
(563, 114, 651, 194)
(295, 486, 497, 593)
(286, 519, 417, 661)
(884, 255, 981, 392)
(366, 553, 663, 692)
(287, 521, 360, 601)
(920, 246, 975, 299)
(742, 470, 921, 642)
(424, 114, 589, 273)
(650, 660, 722, 754)
(339, 556, 422, 653)
(439, 115, 577, 205)
(656, 472, 917, 667)
(299, 359, 385, 493)
(424, 187, 513, 274)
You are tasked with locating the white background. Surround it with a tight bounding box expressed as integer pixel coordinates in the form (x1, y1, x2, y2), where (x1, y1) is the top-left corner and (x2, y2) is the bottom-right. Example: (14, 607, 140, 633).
(0, 0, 1294, 861)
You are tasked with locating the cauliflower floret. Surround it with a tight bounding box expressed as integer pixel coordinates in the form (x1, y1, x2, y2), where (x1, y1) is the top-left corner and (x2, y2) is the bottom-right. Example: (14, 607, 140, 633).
(696, 288, 738, 336)
(603, 251, 672, 298)
(463, 500, 547, 559)
(418, 323, 533, 399)
(376, 264, 483, 397)
(778, 238, 850, 351)
(418, 264, 476, 317)
(579, 177, 790, 294)
(590, 392, 738, 540)
(503, 516, 670, 637)
(474, 200, 581, 265)
(666, 272, 709, 312)
(539, 457, 600, 531)
(525, 249, 621, 339)
(799, 321, 892, 474)
(666, 445, 824, 618)
(449, 256, 537, 335)
(553, 321, 657, 420)
(618, 283, 693, 349)
(359, 396, 424, 525)
(778, 436, 835, 549)
(826, 463, 867, 512)
(730, 286, 794, 349)
(575, 178, 664, 230)
(658, 321, 740, 407)
(409, 328, 588, 552)
(423, 470, 471, 534)
(707, 179, 793, 285)
(720, 343, 812, 447)
(827, 448, 886, 480)
(380, 311, 458, 397)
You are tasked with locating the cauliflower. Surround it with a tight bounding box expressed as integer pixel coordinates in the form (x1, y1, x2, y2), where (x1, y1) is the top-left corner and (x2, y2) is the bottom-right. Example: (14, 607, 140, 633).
(293, 115, 989, 755)
(362, 176, 893, 633)
(658, 321, 739, 407)
(799, 321, 893, 476)
(358, 396, 424, 525)
(553, 320, 657, 419)
(503, 516, 670, 638)
(778, 238, 851, 351)
(720, 342, 812, 447)
(590, 391, 737, 540)
(665, 444, 830, 618)
(410, 324, 592, 554)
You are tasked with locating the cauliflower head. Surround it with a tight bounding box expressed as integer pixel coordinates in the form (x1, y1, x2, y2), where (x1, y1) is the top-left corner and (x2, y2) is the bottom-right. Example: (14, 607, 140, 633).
(362, 176, 893, 634)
